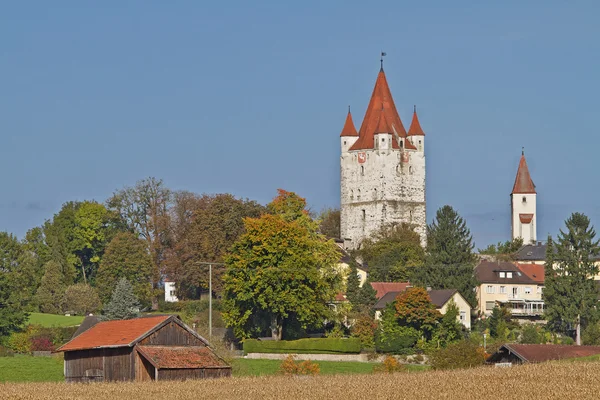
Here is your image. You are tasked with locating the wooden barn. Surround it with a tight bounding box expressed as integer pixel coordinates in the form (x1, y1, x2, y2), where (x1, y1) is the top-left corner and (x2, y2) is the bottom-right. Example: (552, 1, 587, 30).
(56, 315, 231, 382)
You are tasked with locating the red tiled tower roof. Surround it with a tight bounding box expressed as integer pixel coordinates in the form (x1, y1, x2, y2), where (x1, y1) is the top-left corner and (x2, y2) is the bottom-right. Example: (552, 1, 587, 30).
(512, 154, 536, 194)
(349, 68, 407, 151)
(407, 106, 426, 136)
(375, 108, 392, 134)
(339, 108, 358, 137)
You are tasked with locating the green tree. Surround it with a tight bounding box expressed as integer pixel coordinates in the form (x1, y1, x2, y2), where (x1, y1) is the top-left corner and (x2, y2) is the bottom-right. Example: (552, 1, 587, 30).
(394, 287, 441, 335)
(433, 300, 463, 347)
(0, 232, 29, 338)
(520, 324, 542, 344)
(345, 263, 361, 308)
(35, 261, 68, 314)
(488, 306, 514, 339)
(375, 302, 420, 353)
(478, 237, 524, 260)
(318, 208, 340, 239)
(95, 232, 153, 305)
(583, 322, 600, 345)
(43, 201, 80, 285)
(103, 278, 141, 320)
(356, 279, 378, 314)
(544, 213, 600, 345)
(411, 206, 478, 306)
(62, 283, 102, 315)
(357, 224, 424, 282)
(222, 190, 341, 340)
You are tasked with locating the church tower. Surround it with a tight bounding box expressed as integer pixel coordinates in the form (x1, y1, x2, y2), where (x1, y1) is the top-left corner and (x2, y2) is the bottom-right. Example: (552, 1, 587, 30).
(511, 150, 537, 244)
(340, 64, 426, 250)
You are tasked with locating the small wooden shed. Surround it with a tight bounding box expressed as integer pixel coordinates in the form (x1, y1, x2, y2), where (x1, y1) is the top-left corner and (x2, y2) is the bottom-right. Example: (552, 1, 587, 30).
(57, 315, 231, 382)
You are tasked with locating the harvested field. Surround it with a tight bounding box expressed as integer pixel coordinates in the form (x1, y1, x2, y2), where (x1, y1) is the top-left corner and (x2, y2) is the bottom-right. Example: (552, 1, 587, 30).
(3, 362, 600, 400)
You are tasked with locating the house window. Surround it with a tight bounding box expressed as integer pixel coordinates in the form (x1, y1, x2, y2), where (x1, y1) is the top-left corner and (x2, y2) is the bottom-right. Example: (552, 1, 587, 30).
(525, 287, 532, 294)
(507, 272, 513, 278)
(499, 272, 506, 278)
(500, 286, 506, 294)
(537, 286, 543, 294)
(486, 285, 494, 294)
(460, 311, 466, 321)
(486, 301, 495, 311)
(169, 290, 175, 297)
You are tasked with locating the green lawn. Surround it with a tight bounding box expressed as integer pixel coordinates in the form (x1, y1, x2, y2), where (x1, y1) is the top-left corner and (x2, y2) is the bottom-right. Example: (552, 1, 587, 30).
(0, 355, 429, 382)
(27, 313, 84, 328)
(0, 355, 64, 382)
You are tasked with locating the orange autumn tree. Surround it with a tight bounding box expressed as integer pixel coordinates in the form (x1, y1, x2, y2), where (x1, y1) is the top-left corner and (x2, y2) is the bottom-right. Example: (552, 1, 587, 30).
(394, 287, 441, 336)
(223, 189, 341, 340)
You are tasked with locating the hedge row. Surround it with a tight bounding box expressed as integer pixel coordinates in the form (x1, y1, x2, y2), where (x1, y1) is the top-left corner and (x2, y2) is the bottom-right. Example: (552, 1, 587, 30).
(243, 338, 362, 354)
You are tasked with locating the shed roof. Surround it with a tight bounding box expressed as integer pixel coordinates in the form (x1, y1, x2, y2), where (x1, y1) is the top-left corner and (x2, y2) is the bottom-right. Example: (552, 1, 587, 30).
(57, 315, 207, 352)
(496, 344, 600, 363)
(136, 346, 229, 369)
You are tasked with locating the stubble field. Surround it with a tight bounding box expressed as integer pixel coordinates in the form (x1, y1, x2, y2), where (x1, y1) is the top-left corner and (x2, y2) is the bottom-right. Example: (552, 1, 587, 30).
(3, 362, 600, 400)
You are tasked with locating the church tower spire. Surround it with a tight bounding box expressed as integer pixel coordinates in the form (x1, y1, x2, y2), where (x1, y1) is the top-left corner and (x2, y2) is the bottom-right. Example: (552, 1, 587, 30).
(511, 150, 537, 244)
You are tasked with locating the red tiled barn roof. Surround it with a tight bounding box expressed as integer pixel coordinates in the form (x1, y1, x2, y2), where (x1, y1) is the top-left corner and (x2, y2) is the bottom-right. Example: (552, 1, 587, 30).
(370, 282, 411, 299)
(349, 69, 407, 151)
(512, 154, 536, 194)
(137, 346, 228, 369)
(407, 107, 426, 136)
(57, 315, 171, 352)
(339, 109, 358, 137)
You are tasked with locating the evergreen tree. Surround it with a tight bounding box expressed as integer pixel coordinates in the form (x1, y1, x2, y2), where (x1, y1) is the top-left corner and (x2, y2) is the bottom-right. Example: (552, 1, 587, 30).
(433, 300, 463, 347)
(410, 206, 478, 306)
(103, 278, 141, 320)
(35, 261, 67, 314)
(356, 279, 377, 315)
(345, 263, 361, 308)
(544, 213, 600, 345)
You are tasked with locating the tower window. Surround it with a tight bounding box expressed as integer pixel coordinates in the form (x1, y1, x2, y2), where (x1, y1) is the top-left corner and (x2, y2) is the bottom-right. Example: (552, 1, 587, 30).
(382, 138, 385, 142)
(360, 166, 364, 175)
(357, 189, 361, 200)
(522, 196, 527, 203)
(343, 141, 347, 145)
(409, 166, 413, 174)
(419, 140, 422, 145)
(362, 209, 366, 220)
(400, 141, 404, 148)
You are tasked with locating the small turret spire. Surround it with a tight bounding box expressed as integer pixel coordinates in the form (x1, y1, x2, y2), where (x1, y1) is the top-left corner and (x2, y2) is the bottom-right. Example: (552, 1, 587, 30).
(407, 105, 426, 136)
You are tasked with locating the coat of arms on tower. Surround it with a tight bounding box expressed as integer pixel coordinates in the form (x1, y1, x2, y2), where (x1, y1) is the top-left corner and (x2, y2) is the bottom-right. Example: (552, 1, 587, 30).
(401, 152, 410, 163)
(358, 152, 366, 163)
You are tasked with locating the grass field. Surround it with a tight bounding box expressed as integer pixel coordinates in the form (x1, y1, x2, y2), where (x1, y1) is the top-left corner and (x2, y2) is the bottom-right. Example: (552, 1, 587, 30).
(2, 362, 600, 399)
(27, 313, 84, 328)
(0, 355, 427, 383)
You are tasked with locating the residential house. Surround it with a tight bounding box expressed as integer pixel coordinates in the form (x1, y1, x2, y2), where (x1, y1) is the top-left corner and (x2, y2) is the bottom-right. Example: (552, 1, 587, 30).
(475, 260, 545, 319)
(334, 239, 368, 288)
(487, 344, 600, 365)
(372, 287, 472, 330)
(57, 315, 231, 382)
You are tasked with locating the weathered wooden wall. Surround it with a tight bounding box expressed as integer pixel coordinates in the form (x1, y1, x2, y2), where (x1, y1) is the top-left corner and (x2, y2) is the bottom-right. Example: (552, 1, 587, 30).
(157, 367, 231, 381)
(135, 350, 155, 381)
(103, 347, 134, 381)
(139, 321, 206, 346)
(64, 349, 104, 383)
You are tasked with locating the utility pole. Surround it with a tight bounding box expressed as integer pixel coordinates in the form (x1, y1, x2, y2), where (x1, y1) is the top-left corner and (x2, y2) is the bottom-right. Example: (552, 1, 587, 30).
(195, 262, 224, 340)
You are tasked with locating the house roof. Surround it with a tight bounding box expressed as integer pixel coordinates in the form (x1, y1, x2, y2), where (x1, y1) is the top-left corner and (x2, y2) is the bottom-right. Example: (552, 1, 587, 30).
(349, 68, 407, 151)
(517, 263, 545, 284)
(370, 282, 411, 299)
(514, 243, 548, 261)
(57, 315, 208, 352)
(136, 346, 228, 369)
(475, 260, 538, 285)
(339, 109, 358, 137)
(495, 344, 600, 363)
(373, 288, 464, 310)
(512, 154, 536, 194)
(407, 107, 426, 136)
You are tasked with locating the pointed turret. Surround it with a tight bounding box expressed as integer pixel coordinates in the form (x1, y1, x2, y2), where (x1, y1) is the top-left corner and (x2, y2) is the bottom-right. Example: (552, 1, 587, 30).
(512, 153, 536, 194)
(339, 108, 358, 137)
(349, 68, 407, 151)
(408, 106, 426, 136)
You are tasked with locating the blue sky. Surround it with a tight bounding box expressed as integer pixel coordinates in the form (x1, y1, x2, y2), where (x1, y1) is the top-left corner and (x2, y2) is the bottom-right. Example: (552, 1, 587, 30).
(1, 1, 599, 248)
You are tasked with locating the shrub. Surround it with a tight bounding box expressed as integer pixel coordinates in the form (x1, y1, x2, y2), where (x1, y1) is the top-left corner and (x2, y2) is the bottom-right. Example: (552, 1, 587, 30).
(583, 323, 600, 345)
(243, 338, 361, 354)
(0, 345, 14, 357)
(520, 324, 542, 344)
(373, 355, 405, 373)
(279, 355, 320, 375)
(429, 340, 486, 370)
(413, 354, 424, 363)
(7, 332, 32, 353)
(375, 325, 420, 354)
(351, 313, 377, 348)
(31, 336, 55, 351)
(62, 284, 102, 315)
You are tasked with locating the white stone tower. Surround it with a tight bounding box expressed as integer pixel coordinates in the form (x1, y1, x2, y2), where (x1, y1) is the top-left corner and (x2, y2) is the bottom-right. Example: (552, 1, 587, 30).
(340, 65, 426, 250)
(511, 150, 537, 244)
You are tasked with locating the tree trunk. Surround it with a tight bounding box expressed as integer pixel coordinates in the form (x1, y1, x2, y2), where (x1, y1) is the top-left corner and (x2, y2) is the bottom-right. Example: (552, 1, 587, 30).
(271, 315, 283, 341)
(576, 314, 581, 346)
(81, 265, 87, 285)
